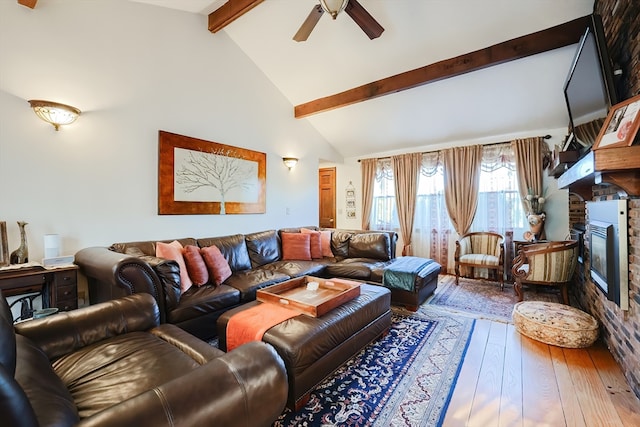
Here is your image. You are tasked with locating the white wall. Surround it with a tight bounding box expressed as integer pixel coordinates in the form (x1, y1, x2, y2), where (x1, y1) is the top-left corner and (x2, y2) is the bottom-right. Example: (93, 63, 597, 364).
(0, 0, 342, 265)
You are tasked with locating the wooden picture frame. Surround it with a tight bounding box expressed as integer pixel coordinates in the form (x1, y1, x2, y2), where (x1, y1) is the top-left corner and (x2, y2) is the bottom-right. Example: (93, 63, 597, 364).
(593, 94, 640, 150)
(158, 131, 266, 215)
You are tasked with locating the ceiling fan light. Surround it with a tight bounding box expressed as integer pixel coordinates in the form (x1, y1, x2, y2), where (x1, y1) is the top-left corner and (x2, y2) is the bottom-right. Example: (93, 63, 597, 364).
(320, 0, 348, 19)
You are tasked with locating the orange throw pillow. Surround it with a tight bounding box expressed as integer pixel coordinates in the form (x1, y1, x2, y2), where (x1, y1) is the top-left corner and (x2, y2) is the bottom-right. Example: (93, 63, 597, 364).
(182, 245, 209, 286)
(320, 230, 333, 257)
(156, 241, 192, 294)
(300, 228, 322, 259)
(201, 245, 232, 286)
(281, 232, 311, 261)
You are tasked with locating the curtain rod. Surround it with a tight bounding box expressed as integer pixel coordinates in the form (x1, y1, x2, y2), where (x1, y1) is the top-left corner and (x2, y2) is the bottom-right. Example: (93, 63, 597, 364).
(357, 135, 551, 162)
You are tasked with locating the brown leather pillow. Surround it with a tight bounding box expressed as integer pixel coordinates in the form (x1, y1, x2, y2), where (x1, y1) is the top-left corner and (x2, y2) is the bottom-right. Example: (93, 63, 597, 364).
(281, 232, 311, 261)
(182, 245, 209, 286)
(201, 245, 232, 286)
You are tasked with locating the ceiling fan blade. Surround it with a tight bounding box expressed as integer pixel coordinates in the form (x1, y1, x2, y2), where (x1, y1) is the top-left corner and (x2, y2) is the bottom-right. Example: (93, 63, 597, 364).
(345, 0, 384, 40)
(293, 5, 324, 42)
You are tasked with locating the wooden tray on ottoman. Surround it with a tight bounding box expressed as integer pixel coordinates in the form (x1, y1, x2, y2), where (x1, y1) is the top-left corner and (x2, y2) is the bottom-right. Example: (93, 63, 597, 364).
(256, 276, 360, 317)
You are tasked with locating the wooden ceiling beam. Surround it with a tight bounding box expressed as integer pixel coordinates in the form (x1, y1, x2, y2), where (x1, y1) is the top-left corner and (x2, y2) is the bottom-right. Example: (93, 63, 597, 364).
(294, 15, 591, 118)
(208, 0, 264, 33)
(17, 0, 38, 8)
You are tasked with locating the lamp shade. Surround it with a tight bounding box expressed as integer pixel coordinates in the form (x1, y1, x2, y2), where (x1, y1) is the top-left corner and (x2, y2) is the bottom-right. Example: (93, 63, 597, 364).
(283, 157, 299, 169)
(320, 0, 348, 18)
(28, 100, 81, 131)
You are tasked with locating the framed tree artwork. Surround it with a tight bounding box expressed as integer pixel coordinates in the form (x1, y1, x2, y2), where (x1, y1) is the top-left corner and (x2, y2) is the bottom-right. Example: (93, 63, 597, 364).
(593, 94, 640, 150)
(158, 131, 266, 215)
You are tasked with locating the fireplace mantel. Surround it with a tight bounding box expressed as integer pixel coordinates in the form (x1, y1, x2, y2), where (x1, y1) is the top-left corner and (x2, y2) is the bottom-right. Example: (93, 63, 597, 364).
(557, 145, 640, 198)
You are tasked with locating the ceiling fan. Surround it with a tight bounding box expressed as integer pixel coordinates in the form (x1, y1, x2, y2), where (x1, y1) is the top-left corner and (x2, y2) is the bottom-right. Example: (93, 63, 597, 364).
(293, 0, 384, 42)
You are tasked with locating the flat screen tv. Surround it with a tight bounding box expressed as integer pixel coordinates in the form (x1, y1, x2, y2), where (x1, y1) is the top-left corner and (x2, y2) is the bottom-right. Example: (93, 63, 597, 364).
(563, 14, 618, 152)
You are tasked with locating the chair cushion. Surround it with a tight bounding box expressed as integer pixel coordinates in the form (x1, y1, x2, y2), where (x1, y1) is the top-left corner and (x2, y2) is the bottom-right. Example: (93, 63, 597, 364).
(52, 331, 203, 419)
(459, 254, 499, 266)
(512, 301, 598, 348)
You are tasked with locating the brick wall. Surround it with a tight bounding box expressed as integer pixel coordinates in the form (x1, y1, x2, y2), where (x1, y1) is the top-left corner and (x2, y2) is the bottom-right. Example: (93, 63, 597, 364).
(574, 0, 640, 399)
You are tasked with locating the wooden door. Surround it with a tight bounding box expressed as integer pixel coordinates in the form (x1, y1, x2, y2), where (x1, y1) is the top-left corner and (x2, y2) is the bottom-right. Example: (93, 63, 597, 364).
(319, 167, 336, 228)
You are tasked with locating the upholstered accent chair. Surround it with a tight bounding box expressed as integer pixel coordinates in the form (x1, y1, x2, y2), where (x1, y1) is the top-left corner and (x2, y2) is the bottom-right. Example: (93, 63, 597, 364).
(511, 240, 579, 305)
(454, 232, 505, 289)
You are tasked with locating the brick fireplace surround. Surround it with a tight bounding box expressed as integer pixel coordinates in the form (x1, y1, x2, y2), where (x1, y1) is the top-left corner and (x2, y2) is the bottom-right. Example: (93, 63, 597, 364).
(570, 0, 640, 399)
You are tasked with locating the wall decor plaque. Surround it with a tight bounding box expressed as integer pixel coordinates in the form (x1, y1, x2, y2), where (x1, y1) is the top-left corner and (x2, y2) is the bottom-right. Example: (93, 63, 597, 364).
(158, 131, 266, 215)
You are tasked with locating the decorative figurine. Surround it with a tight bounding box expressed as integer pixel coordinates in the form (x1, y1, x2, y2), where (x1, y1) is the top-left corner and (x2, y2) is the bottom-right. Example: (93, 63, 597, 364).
(9, 221, 29, 264)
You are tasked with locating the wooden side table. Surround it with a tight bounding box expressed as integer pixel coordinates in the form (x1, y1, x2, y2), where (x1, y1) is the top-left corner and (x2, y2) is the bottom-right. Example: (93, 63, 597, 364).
(0, 264, 78, 321)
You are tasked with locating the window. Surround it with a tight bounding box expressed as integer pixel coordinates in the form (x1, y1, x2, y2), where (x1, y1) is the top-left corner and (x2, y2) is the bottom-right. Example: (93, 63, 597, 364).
(470, 144, 526, 234)
(369, 143, 523, 272)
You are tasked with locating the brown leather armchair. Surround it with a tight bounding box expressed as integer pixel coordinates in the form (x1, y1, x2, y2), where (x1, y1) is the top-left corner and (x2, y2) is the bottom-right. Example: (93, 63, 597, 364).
(0, 292, 288, 427)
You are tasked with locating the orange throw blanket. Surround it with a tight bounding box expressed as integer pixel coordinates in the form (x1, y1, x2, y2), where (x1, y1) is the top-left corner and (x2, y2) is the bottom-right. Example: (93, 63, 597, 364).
(226, 303, 300, 351)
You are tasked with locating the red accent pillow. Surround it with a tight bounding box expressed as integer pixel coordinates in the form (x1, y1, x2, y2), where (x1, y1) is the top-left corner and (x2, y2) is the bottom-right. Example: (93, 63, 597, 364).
(320, 230, 333, 257)
(156, 241, 192, 294)
(201, 245, 232, 286)
(281, 232, 311, 261)
(300, 228, 322, 259)
(182, 245, 209, 286)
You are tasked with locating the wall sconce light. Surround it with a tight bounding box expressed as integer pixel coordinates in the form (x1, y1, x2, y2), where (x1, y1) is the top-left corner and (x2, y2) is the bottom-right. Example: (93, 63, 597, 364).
(28, 100, 81, 131)
(283, 157, 299, 169)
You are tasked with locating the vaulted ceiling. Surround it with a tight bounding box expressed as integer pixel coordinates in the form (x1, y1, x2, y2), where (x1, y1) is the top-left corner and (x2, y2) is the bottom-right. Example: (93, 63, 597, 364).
(131, 0, 595, 159)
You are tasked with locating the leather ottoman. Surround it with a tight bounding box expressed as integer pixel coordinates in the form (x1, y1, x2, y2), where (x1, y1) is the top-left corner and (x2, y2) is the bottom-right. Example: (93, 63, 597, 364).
(217, 283, 392, 410)
(382, 257, 441, 311)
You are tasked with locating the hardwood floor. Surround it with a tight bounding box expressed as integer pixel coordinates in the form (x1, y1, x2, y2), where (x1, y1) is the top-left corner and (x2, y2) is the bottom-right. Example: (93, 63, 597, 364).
(442, 319, 640, 427)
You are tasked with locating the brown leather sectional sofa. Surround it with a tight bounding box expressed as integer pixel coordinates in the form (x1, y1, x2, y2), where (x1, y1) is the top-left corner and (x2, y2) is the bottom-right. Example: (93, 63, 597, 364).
(75, 227, 441, 340)
(0, 291, 288, 427)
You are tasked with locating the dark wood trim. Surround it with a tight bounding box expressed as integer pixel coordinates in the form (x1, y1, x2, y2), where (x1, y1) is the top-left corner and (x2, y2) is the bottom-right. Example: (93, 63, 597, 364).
(17, 0, 38, 8)
(294, 15, 591, 118)
(208, 0, 264, 33)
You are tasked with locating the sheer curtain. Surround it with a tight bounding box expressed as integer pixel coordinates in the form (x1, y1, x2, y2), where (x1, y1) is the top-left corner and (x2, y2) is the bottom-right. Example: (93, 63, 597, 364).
(370, 159, 397, 231)
(412, 152, 455, 273)
(470, 144, 525, 234)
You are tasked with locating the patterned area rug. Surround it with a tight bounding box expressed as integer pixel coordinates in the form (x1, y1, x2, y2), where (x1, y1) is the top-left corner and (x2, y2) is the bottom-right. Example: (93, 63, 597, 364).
(273, 308, 474, 427)
(427, 274, 560, 323)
